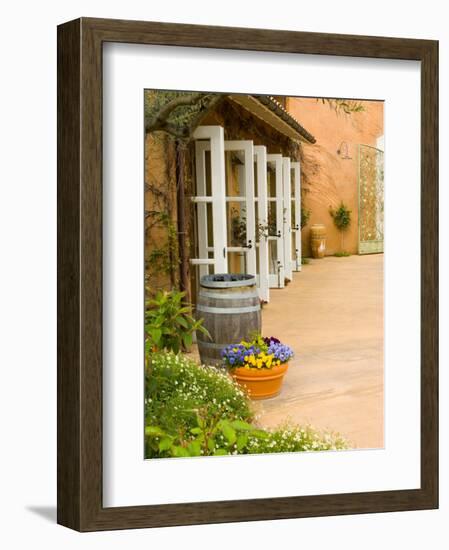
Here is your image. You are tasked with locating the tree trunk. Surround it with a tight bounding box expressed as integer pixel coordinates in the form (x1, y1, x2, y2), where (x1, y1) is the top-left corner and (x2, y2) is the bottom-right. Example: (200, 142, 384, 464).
(176, 141, 190, 303)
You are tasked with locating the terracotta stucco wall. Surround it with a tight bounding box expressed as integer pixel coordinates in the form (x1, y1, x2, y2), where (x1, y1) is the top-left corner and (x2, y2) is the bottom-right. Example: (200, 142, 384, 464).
(144, 132, 178, 292)
(286, 98, 384, 256)
(145, 96, 384, 298)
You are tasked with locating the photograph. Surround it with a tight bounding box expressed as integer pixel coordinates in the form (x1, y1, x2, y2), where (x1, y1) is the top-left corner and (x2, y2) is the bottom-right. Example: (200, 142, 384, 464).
(0, 0, 442, 539)
(143, 90, 384, 459)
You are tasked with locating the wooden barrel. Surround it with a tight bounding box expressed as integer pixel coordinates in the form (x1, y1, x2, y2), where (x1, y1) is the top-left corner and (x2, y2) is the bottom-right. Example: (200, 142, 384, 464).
(310, 224, 326, 258)
(195, 274, 261, 366)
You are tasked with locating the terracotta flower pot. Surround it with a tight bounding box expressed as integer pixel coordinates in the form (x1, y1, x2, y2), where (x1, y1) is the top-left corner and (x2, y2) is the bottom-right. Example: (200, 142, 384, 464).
(231, 362, 289, 400)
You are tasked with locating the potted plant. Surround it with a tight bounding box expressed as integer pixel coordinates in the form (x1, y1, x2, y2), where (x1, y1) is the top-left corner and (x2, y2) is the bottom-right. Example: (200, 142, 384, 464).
(221, 335, 294, 399)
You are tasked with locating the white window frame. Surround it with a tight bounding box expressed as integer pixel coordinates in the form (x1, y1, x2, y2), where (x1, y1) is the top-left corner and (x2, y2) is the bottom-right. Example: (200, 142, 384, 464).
(267, 154, 285, 288)
(191, 126, 227, 275)
(191, 128, 287, 297)
(254, 145, 269, 303)
(224, 140, 257, 279)
(282, 157, 293, 281)
(291, 161, 302, 271)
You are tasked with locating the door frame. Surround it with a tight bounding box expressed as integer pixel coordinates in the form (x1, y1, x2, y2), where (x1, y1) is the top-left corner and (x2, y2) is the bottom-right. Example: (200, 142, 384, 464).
(254, 145, 269, 302)
(224, 140, 257, 278)
(291, 161, 302, 271)
(282, 157, 293, 280)
(267, 153, 285, 288)
(191, 126, 227, 274)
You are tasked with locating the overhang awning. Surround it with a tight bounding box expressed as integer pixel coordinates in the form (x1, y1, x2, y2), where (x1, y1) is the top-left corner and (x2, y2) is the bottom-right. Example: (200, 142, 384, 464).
(228, 94, 316, 144)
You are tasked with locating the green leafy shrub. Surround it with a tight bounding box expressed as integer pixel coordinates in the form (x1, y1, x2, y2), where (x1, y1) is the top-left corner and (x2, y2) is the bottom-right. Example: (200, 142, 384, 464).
(145, 352, 349, 458)
(329, 201, 352, 252)
(145, 418, 269, 458)
(145, 352, 254, 457)
(329, 202, 352, 231)
(145, 289, 210, 353)
(301, 206, 311, 229)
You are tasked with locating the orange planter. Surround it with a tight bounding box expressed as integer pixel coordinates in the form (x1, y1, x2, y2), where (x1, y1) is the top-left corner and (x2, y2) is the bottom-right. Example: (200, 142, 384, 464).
(231, 363, 289, 400)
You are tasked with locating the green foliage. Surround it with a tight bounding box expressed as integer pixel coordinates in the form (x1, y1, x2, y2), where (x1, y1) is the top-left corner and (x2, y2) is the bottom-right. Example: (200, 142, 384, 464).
(144, 90, 223, 141)
(301, 257, 310, 265)
(244, 424, 349, 454)
(230, 207, 271, 243)
(318, 98, 365, 115)
(334, 251, 351, 257)
(145, 352, 254, 458)
(329, 202, 352, 232)
(230, 207, 247, 246)
(301, 206, 311, 229)
(145, 352, 349, 458)
(145, 417, 268, 458)
(145, 211, 179, 282)
(145, 91, 213, 131)
(330, 202, 352, 253)
(145, 290, 210, 354)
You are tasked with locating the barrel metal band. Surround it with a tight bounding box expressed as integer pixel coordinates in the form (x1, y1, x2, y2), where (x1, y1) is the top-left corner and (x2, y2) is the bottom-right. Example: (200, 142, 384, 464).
(200, 278, 256, 289)
(197, 341, 226, 349)
(196, 304, 260, 314)
(199, 292, 258, 300)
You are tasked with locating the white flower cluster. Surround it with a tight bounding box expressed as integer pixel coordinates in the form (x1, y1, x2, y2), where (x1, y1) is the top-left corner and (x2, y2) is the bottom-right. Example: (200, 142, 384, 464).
(146, 352, 349, 457)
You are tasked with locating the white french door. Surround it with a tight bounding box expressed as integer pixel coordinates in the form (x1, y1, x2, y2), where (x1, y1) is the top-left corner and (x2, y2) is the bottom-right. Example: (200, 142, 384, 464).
(254, 145, 269, 303)
(282, 157, 293, 281)
(223, 140, 257, 281)
(291, 161, 302, 271)
(191, 128, 270, 298)
(266, 154, 285, 288)
(191, 126, 227, 278)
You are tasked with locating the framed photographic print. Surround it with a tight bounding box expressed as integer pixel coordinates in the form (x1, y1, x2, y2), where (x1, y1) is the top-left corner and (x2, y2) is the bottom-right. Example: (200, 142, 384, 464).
(57, 17, 438, 531)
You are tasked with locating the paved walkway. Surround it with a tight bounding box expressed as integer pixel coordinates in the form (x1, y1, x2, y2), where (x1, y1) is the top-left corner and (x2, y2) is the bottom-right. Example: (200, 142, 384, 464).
(255, 254, 384, 449)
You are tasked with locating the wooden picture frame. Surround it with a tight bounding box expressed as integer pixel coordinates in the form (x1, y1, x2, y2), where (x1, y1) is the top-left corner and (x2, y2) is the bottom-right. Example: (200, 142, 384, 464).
(57, 17, 438, 531)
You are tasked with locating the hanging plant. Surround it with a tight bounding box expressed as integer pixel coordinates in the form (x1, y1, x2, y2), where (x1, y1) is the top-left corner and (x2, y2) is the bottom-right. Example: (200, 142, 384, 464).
(230, 207, 247, 246)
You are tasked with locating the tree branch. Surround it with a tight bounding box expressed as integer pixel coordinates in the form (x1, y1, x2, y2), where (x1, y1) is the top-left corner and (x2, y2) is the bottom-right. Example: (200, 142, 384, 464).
(145, 93, 207, 133)
(145, 92, 229, 142)
(185, 94, 226, 139)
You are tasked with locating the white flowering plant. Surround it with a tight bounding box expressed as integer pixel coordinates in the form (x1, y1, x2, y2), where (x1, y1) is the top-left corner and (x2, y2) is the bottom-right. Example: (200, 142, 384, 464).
(145, 352, 349, 459)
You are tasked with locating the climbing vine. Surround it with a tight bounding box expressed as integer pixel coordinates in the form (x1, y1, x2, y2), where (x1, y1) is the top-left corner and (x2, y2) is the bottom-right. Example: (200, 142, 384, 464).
(301, 206, 311, 229)
(319, 98, 365, 115)
(145, 210, 179, 285)
(145, 132, 180, 290)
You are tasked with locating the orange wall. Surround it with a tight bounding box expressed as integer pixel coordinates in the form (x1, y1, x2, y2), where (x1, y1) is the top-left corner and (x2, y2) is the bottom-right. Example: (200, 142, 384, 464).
(286, 98, 384, 256)
(144, 132, 178, 292)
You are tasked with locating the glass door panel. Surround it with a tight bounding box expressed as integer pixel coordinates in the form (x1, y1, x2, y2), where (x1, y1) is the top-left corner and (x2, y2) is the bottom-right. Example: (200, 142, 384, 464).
(191, 126, 227, 285)
(282, 157, 293, 281)
(266, 154, 284, 288)
(291, 161, 302, 271)
(224, 141, 256, 279)
(254, 146, 269, 302)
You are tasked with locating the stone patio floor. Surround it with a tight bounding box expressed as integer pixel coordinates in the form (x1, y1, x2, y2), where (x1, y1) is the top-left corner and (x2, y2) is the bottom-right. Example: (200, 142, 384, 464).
(254, 254, 384, 449)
